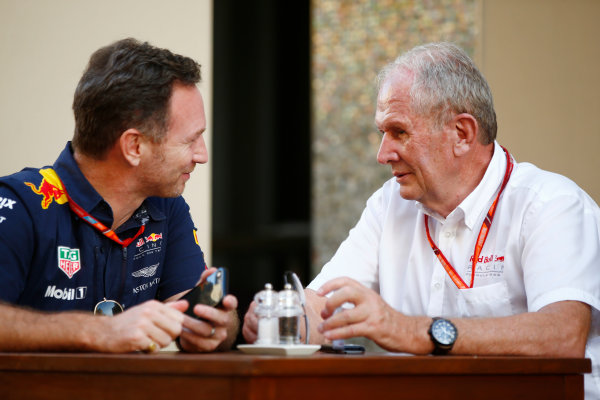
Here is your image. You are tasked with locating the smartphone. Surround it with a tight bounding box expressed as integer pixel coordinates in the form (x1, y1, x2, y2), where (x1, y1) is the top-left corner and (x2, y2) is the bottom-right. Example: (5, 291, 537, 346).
(181, 267, 228, 318)
(320, 344, 365, 354)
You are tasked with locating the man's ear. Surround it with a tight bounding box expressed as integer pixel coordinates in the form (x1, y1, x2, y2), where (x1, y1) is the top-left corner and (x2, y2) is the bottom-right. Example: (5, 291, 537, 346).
(452, 113, 478, 157)
(119, 128, 146, 167)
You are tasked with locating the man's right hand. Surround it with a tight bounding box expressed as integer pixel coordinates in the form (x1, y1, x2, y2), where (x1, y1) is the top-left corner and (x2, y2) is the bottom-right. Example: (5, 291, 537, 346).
(0, 300, 188, 353)
(94, 299, 188, 353)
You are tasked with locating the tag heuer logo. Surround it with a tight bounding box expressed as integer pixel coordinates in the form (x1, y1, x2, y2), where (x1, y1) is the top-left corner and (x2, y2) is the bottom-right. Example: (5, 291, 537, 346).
(57, 246, 81, 279)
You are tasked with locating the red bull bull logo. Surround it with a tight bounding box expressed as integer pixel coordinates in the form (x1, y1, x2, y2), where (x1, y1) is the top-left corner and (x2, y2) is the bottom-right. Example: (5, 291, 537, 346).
(145, 233, 163, 242)
(25, 168, 68, 209)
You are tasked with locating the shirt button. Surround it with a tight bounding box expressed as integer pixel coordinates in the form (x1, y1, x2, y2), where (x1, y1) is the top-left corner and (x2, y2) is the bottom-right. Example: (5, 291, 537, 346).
(434, 282, 442, 290)
(445, 231, 452, 238)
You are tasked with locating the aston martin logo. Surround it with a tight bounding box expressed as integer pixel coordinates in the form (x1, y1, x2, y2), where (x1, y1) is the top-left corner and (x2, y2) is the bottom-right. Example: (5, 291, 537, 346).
(132, 263, 159, 278)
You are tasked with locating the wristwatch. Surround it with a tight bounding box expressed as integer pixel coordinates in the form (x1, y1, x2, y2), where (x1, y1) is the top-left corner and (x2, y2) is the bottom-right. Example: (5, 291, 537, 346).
(428, 317, 457, 355)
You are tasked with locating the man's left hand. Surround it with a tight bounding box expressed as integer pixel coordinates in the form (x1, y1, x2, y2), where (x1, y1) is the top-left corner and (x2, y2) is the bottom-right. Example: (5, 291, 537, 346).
(176, 268, 239, 352)
(177, 293, 238, 352)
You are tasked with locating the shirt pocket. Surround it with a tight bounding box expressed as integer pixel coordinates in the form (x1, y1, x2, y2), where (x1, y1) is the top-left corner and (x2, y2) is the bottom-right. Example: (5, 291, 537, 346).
(457, 281, 514, 318)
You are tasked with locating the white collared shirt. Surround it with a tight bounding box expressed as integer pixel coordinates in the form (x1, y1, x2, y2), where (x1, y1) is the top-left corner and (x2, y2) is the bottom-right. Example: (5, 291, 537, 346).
(308, 141, 600, 398)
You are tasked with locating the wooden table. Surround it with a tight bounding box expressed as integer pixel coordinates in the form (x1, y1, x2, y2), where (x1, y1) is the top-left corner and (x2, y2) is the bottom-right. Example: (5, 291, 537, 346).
(0, 351, 590, 400)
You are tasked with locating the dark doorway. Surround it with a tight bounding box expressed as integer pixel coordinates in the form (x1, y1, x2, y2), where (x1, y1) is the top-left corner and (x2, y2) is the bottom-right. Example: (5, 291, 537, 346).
(212, 0, 311, 344)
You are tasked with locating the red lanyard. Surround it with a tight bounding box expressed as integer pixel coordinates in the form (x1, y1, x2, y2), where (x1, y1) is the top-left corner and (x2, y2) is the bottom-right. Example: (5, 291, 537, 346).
(424, 146, 513, 289)
(60, 180, 145, 248)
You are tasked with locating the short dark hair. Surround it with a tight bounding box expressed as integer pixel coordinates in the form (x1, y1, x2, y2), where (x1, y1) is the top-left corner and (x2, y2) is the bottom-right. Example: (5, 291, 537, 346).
(72, 38, 201, 158)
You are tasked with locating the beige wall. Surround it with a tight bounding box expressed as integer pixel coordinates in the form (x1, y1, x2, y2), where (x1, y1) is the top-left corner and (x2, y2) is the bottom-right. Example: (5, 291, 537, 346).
(0, 0, 213, 263)
(480, 0, 600, 202)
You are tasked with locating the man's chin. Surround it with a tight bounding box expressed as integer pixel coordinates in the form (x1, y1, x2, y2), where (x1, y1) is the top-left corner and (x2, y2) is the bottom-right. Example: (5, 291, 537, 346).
(157, 185, 185, 199)
(397, 186, 420, 201)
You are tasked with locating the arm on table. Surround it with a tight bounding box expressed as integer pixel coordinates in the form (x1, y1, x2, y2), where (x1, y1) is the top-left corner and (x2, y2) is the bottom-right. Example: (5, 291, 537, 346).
(0, 300, 188, 353)
(313, 277, 590, 357)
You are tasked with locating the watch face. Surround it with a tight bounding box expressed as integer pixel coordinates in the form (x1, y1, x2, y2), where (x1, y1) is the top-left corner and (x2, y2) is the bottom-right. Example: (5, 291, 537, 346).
(431, 319, 457, 345)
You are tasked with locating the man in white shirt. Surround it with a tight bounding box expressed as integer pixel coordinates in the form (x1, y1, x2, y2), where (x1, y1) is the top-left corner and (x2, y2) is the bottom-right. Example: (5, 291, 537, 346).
(242, 42, 600, 398)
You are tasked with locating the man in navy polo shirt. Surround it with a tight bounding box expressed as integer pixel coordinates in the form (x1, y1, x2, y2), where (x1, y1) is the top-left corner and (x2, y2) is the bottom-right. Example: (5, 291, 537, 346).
(0, 38, 238, 353)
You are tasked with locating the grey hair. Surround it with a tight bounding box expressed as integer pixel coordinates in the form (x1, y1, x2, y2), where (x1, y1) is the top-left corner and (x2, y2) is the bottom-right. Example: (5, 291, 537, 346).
(377, 42, 497, 144)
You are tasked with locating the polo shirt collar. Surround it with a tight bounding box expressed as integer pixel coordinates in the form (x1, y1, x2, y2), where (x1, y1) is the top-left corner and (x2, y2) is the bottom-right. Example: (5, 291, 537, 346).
(52, 142, 165, 229)
(53, 142, 105, 216)
(418, 141, 508, 230)
(459, 141, 508, 230)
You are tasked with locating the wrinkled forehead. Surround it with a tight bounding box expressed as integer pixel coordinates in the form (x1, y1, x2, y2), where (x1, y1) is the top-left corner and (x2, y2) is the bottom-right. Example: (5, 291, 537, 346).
(376, 68, 414, 110)
(375, 68, 414, 125)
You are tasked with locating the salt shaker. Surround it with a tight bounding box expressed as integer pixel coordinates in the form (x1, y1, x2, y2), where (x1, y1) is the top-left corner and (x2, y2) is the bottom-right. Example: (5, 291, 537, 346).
(277, 283, 303, 344)
(254, 283, 279, 345)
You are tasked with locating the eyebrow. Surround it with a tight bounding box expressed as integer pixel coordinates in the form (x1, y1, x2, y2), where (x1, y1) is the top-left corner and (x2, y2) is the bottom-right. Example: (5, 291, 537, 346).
(375, 116, 409, 131)
(191, 128, 205, 139)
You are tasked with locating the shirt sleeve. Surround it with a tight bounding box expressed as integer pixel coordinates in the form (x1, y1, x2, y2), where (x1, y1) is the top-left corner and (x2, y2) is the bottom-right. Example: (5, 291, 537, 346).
(155, 196, 205, 301)
(520, 179, 600, 313)
(0, 184, 34, 302)
(308, 187, 384, 292)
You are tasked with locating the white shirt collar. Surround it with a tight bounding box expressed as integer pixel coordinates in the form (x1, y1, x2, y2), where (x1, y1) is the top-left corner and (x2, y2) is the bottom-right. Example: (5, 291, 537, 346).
(417, 141, 508, 230)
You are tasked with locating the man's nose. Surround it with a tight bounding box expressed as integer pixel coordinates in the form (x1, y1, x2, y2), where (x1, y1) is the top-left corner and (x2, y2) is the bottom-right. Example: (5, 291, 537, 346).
(376, 133, 398, 165)
(193, 135, 208, 164)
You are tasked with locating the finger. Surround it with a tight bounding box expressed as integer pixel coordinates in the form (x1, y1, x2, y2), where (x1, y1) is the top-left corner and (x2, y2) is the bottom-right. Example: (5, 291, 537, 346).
(140, 301, 184, 333)
(242, 305, 259, 343)
(319, 285, 361, 320)
(179, 319, 226, 353)
(144, 304, 186, 346)
(191, 304, 232, 327)
(198, 267, 218, 285)
(242, 317, 258, 343)
(179, 328, 222, 353)
(182, 312, 220, 337)
(221, 294, 238, 311)
(319, 303, 351, 332)
(143, 340, 160, 353)
(167, 299, 189, 313)
(145, 326, 176, 349)
(109, 316, 152, 352)
(114, 302, 181, 350)
(156, 301, 186, 325)
(242, 325, 257, 344)
(321, 322, 364, 342)
(243, 304, 258, 330)
(316, 276, 357, 297)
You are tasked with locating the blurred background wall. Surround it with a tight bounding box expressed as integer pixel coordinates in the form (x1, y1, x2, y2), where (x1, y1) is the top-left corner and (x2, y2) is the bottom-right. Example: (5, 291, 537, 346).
(311, 0, 479, 272)
(1, 0, 598, 344)
(310, 0, 600, 276)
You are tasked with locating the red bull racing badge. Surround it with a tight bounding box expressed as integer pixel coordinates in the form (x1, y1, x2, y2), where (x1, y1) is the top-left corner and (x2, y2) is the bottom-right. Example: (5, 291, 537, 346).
(25, 168, 68, 209)
(57, 246, 81, 278)
(146, 233, 163, 242)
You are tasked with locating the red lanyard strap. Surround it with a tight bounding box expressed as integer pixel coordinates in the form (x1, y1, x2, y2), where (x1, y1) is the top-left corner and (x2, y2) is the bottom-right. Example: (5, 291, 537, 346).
(58, 178, 145, 248)
(424, 146, 514, 289)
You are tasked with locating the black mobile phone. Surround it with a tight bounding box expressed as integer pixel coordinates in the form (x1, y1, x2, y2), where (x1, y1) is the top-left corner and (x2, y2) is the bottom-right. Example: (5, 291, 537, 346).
(181, 267, 228, 318)
(320, 344, 365, 354)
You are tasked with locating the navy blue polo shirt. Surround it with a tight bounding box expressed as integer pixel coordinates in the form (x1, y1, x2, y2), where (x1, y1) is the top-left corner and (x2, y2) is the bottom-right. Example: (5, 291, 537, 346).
(0, 143, 204, 312)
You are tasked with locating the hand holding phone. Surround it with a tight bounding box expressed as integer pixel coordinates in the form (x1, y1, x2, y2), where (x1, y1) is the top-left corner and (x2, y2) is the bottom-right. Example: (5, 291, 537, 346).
(181, 267, 228, 319)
